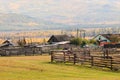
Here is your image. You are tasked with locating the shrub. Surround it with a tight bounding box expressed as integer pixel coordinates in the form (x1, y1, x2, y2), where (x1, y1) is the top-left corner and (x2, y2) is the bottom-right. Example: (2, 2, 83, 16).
(70, 38, 90, 47)
(89, 39, 98, 45)
(70, 38, 82, 46)
(17, 38, 26, 47)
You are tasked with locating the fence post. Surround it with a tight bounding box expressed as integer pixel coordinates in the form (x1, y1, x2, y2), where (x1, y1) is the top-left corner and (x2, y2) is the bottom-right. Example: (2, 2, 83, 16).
(49, 51, 51, 55)
(88, 49, 91, 56)
(51, 51, 54, 62)
(103, 49, 105, 58)
(110, 57, 113, 70)
(33, 48, 35, 56)
(106, 49, 109, 59)
(9, 50, 11, 56)
(74, 54, 76, 65)
(91, 56, 94, 66)
(63, 52, 66, 63)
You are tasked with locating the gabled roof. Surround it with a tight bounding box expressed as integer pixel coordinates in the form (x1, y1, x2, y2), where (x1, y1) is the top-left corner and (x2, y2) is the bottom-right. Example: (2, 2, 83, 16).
(94, 34, 120, 42)
(0, 40, 14, 48)
(48, 35, 73, 42)
(100, 34, 120, 41)
(2, 40, 11, 44)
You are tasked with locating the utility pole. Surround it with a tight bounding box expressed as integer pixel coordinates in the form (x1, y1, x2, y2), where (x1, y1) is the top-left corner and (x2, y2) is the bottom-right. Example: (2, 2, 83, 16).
(76, 29, 79, 38)
(83, 30, 86, 39)
(76, 29, 86, 38)
(79, 29, 86, 39)
(61, 30, 64, 35)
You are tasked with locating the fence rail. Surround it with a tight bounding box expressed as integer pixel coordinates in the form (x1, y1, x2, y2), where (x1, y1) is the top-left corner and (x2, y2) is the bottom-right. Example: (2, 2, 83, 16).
(51, 50, 120, 70)
(0, 47, 48, 56)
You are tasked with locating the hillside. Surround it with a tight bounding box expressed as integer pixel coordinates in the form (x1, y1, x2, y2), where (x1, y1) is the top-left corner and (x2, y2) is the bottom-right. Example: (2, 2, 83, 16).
(0, 13, 70, 31)
(0, 13, 120, 31)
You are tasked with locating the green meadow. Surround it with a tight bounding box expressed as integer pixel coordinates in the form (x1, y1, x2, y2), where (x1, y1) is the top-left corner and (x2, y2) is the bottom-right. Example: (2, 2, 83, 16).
(0, 55, 120, 80)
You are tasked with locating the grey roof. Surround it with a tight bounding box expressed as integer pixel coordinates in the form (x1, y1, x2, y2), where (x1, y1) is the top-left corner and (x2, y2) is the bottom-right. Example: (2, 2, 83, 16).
(48, 35, 73, 42)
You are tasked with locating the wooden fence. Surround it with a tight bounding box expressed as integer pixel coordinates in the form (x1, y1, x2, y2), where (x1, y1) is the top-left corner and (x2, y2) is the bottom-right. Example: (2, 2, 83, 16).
(51, 50, 120, 70)
(0, 46, 46, 56)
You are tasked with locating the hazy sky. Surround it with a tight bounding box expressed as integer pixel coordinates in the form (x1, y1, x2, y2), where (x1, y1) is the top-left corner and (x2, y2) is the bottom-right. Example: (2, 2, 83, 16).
(0, 0, 120, 24)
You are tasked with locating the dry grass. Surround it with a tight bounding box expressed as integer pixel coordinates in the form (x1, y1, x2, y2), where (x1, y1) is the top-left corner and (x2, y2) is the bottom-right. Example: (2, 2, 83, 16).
(25, 38, 49, 44)
(0, 55, 120, 80)
(0, 38, 49, 45)
(0, 39, 4, 44)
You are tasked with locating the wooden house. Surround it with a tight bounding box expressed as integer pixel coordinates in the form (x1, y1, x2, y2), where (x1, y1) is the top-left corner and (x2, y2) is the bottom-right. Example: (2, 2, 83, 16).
(93, 34, 120, 46)
(48, 35, 74, 49)
(48, 35, 73, 44)
(0, 40, 14, 48)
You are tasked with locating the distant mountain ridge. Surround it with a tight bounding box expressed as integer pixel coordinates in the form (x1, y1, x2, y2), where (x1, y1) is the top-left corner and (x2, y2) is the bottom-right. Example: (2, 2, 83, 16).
(0, 13, 70, 31)
(0, 13, 119, 31)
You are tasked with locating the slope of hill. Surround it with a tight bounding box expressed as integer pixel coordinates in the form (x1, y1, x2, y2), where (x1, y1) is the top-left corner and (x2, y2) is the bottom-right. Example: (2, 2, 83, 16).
(0, 13, 70, 31)
(0, 13, 120, 31)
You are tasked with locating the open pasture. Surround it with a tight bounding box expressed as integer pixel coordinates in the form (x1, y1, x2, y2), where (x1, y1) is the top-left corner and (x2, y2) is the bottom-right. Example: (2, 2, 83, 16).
(0, 55, 120, 80)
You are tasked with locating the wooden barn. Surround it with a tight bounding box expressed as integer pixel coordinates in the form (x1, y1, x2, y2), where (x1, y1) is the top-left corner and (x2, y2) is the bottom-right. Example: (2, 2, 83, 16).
(48, 35, 73, 44)
(0, 40, 14, 48)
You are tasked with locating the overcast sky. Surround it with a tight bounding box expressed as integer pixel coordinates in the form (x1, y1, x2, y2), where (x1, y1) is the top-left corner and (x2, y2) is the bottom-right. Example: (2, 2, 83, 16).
(0, 0, 120, 24)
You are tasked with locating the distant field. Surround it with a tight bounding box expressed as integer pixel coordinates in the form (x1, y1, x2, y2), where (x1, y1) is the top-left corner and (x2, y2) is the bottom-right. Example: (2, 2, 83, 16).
(0, 30, 61, 44)
(0, 37, 49, 45)
(0, 55, 120, 80)
(25, 37, 49, 44)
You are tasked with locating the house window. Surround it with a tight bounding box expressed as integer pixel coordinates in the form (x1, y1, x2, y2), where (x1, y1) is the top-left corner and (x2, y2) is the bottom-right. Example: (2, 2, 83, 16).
(99, 36, 101, 41)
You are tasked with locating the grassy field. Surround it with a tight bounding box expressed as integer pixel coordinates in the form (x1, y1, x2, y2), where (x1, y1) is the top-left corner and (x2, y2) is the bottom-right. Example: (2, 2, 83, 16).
(0, 55, 120, 80)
